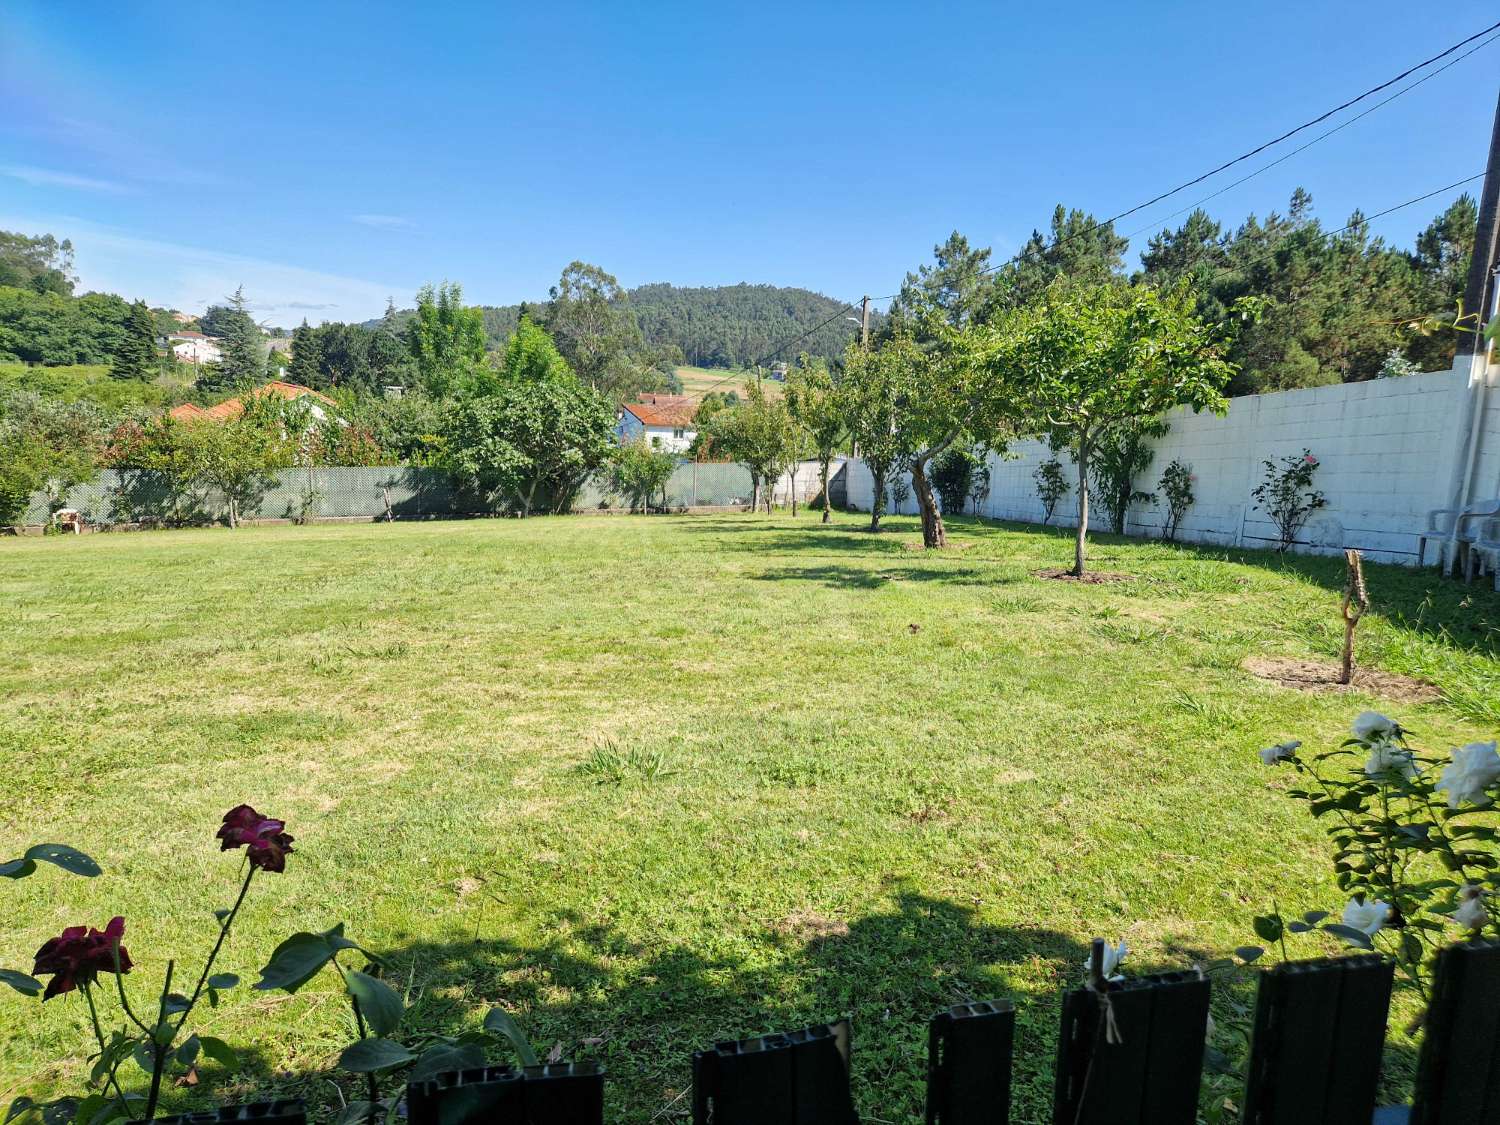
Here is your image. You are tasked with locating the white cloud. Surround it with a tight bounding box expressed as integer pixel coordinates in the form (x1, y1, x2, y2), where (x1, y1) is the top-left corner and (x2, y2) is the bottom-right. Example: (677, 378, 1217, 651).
(351, 213, 413, 230)
(1, 164, 129, 194)
(0, 212, 408, 324)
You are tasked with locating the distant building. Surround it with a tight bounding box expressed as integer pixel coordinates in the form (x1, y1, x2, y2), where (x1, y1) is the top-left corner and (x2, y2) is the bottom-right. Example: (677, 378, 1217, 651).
(168, 332, 223, 365)
(168, 380, 340, 426)
(615, 394, 697, 453)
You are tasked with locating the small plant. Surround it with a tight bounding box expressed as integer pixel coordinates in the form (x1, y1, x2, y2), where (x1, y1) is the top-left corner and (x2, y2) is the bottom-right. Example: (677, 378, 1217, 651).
(1377, 348, 1420, 379)
(1089, 420, 1166, 535)
(1032, 459, 1069, 524)
(6, 807, 295, 1125)
(1250, 449, 1326, 551)
(1339, 549, 1369, 686)
(889, 473, 911, 517)
(1255, 712, 1499, 1006)
(967, 459, 991, 516)
(577, 742, 678, 785)
(1157, 460, 1195, 541)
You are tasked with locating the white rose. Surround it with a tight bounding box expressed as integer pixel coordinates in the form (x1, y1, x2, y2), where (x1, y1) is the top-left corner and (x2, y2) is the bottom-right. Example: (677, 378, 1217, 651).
(1454, 886, 1487, 932)
(1435, 742, 1500, 808)
(1081, 939, 1128, 983)
(1259, 740, 1301, 765)
(1364, 743, 1417, 780)
(1341, 897, 1389, 938)
(1351, 711, 1399, 742)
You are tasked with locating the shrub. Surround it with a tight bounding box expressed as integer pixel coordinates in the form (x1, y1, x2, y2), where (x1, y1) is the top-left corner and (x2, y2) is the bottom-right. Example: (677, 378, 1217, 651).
(1157, 459, 1195, 541)
(607, 437, 677, 513)
(1255, 713, 1498, 1006)
(932, 446, 980, 514)
(1089, 419, 1166, 535)
(1032, 458, 1069, 523)
(1251, 449, 1326, 551)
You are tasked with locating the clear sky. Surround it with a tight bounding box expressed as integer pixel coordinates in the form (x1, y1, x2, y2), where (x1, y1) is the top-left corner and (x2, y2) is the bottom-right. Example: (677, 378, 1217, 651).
(1, 1, 1497, 325)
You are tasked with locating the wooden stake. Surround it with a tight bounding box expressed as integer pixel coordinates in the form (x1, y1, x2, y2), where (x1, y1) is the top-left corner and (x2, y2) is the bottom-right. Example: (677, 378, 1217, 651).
(1340, 548, 1369, 685)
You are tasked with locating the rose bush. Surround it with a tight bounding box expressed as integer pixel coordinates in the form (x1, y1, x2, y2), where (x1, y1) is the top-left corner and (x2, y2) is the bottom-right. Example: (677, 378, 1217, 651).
(1253, 711, 1498, 1003)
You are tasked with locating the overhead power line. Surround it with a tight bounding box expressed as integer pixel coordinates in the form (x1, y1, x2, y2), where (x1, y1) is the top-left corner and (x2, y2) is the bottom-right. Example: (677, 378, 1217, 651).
(700, 21, 1500, 392)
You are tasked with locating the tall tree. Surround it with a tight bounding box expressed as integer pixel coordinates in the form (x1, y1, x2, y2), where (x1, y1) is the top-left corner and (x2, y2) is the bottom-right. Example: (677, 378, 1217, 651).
(544, 262, 660, 404)
(888, 231, 998, 334)
(702, 379, 796, 514)
(202, 286, 264, 392)
(783, 354, 847, 523)
(110, 300, 158, 381)
(407, 282, 486, 396)
(998, 282, 1239, 576)
(287, 320, 322, 386)
(0, 231, 76, 296)
(841, 339, 910, 532)
(1003, 205, 1129, 307)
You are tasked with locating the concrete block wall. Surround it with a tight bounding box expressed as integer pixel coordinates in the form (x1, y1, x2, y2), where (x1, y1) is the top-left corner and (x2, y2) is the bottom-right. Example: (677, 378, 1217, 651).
(845, 367, 1474, 565)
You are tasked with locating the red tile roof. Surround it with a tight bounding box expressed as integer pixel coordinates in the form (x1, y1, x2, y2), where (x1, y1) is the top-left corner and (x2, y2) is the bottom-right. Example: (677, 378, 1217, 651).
(623, 400, 696, 428)
(167, 381, 336, 424)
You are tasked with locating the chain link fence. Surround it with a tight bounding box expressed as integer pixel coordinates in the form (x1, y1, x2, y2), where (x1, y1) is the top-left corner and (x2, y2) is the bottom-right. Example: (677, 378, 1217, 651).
(21, 461, 776, 528)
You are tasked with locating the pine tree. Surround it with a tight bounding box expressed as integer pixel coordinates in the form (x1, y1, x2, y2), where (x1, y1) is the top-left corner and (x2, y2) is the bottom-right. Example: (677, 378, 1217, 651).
(209, 284, 264, 391)
(287, 319, 323, 387)
(110, 300, 158, 381)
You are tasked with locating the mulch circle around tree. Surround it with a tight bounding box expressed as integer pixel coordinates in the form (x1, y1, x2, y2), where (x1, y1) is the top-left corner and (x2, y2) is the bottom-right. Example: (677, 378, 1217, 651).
(1033, 568, 1133, 584)
(1242, 656, 1441, 704)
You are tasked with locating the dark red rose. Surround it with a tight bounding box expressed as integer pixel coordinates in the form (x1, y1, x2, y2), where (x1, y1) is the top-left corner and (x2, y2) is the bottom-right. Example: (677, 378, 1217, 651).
(217, 804, 294, 873)
(33, 916, 132, 1000)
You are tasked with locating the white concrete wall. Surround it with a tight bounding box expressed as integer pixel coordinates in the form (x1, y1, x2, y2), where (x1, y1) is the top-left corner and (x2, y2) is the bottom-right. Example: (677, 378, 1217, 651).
(845, 368, 1476, 564)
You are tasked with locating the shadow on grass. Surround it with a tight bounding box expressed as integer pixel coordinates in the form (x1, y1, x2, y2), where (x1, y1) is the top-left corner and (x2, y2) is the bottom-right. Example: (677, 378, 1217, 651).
(363, 891, 1091, 1124)
(752, 563, 1014, 590)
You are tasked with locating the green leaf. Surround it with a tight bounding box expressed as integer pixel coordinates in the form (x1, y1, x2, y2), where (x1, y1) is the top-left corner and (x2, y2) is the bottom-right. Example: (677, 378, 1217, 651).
(162, 992, 190, 1015)
(409, 1042, 486, 1083)
(197, 1036, 239, 1070)
(175, 1035, 200, 1066)
(1323, 923, 1374, 950)
(0, 969, 41, 996)
(1301, 911, 1329, 925)
(131, 1043, 154, 1074)
(22, 845, 100, 877)
(0, 859, 37, 880)
(206, 973, 239, 990)
(1252, 914, 1284, 944)
(1234, 946, 1264, 963)
(338, 1038, 413, 1073)
(5, 1097, 35, 1124)
(483, 1007, 539, 1067)
(345, 971, 403, 1037)
(1287, 921, 1312, 933)
(254, 931, 336, 993)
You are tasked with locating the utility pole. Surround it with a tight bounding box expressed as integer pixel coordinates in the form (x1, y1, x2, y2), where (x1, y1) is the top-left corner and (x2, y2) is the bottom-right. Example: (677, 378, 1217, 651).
(1458, 88, 1500, 358)
(860, 295, 871, 350)
(1442, 86, 1500, 573)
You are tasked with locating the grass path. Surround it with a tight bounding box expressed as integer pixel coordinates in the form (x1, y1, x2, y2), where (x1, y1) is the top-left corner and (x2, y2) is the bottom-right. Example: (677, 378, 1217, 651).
(1, 514, 1496, 1122)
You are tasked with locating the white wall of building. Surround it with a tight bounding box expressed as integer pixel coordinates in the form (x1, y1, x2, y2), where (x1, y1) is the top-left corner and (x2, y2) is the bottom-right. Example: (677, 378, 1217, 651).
(845, 364, 1498, 565)
(615, 412, 697, 453)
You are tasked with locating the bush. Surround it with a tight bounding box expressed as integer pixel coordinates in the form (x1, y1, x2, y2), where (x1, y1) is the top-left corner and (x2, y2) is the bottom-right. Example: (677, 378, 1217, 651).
(1033, 458, 1069, 523)
(606, 438, 677, 513)
(1157, 459, 1195, 541)
(1250, 449, 1326, 551)
(932, 446, 980, 514)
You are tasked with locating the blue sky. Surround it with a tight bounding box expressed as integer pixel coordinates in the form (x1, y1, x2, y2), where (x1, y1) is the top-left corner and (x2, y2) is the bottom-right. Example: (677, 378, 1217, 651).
(1, 1, 1496, 325)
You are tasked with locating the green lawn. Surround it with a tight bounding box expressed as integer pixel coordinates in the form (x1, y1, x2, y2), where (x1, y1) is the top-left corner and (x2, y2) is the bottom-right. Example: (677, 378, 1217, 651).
(674, 365, 780, 400)
(2, 514, 1497, 1122)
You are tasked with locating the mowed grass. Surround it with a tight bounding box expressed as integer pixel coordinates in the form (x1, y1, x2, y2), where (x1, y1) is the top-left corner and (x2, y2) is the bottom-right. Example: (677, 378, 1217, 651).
(2, 514, 1498, 1122)
(674, 365, 781, 400)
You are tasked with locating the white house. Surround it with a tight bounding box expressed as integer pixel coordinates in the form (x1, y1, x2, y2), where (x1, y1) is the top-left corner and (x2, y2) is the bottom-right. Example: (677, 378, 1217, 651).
(615, 394, 698, 453)
(168, 331, 223, 365)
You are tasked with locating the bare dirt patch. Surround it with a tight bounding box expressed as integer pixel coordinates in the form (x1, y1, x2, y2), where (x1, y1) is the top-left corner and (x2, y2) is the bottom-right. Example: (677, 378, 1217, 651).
(773, 910, 851, 942)
(1034, 568, 1133, 584)
(1243, 656, 1441, 703)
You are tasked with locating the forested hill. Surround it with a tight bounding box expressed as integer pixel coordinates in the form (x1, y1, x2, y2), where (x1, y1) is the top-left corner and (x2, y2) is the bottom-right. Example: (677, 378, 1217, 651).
(626, 283, 859, 367)
(369, 282, 863, 368)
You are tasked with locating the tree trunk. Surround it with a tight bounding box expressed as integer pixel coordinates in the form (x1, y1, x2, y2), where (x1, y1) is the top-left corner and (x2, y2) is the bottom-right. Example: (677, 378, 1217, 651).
(869, 466, 886, 532)
(227, 495, 238, 530)
(751, 475, 760, 514)
(911, 458, 946, 549)
(789, 466, 798, 517)
(1072, 436, 1091, 577)
(820, 456, 831, 524)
